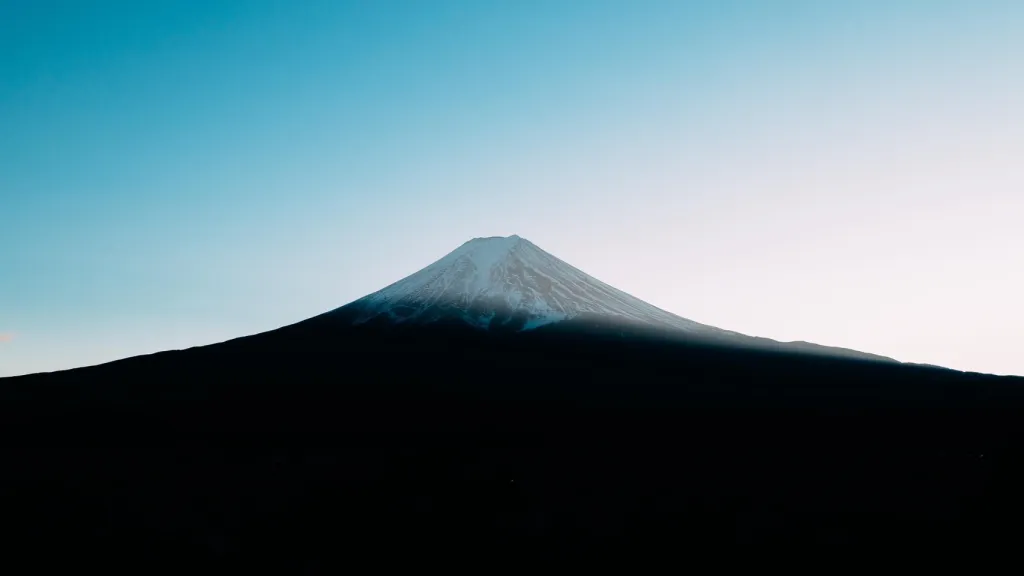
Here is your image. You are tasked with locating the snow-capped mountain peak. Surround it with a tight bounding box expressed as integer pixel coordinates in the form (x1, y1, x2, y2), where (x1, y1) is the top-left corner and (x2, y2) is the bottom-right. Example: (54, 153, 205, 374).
(332, 235, 739, 335)
(319, 235, 897, 362)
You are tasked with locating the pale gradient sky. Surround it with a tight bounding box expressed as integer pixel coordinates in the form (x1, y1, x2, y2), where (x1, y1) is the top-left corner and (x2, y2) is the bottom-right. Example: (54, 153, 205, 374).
(2, 0, 1022, 377)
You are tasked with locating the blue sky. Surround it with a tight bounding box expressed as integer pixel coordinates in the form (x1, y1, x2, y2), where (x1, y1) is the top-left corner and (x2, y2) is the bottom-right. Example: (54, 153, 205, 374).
(2, 0, 1022, 376)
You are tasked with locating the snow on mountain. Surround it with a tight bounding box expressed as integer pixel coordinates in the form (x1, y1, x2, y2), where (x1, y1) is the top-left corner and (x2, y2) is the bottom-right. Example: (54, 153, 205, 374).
(332, 235, 745, 337)
(322, 235, 898, 363)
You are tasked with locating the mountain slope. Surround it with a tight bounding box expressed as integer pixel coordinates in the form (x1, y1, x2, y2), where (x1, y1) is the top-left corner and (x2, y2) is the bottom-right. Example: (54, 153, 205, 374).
(329, 235, 721, 331)
(321, 234, 896, 363)
(1, 316, 1022, 569)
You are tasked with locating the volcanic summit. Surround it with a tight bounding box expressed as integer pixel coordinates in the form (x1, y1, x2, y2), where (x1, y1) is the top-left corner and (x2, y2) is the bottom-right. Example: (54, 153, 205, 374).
(319, 235, 895, 362)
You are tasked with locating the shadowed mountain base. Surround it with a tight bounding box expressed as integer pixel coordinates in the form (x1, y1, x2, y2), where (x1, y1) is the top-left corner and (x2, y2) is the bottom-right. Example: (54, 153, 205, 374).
(1, 321, 1021, 570)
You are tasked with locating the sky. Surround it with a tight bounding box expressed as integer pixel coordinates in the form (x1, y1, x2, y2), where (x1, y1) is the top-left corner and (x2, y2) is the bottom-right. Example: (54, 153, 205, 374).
(2, 0, 1022, 377)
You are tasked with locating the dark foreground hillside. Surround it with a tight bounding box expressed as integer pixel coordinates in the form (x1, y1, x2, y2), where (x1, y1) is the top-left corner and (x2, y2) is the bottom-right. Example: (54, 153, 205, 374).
(1, 321, 1022, 569)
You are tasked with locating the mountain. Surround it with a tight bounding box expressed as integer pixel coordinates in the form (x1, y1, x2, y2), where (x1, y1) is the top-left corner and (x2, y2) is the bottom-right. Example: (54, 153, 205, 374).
(318, 234, 896, 363)
(2, 235, 1022, 570)
(328, 234, 729, 332)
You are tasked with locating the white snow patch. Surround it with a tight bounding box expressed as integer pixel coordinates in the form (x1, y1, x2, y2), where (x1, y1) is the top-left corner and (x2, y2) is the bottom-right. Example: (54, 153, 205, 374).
(328, 235, 900, 363)
(338, 235, 740, 337)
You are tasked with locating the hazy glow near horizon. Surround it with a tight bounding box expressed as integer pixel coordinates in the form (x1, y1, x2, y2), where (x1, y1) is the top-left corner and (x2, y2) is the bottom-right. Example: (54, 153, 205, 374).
(2, 1, 1022, 377)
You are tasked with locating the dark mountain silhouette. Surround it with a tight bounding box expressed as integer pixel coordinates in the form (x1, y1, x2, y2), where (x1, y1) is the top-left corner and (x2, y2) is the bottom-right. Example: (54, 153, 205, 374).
(1, 236, 1021, 570)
